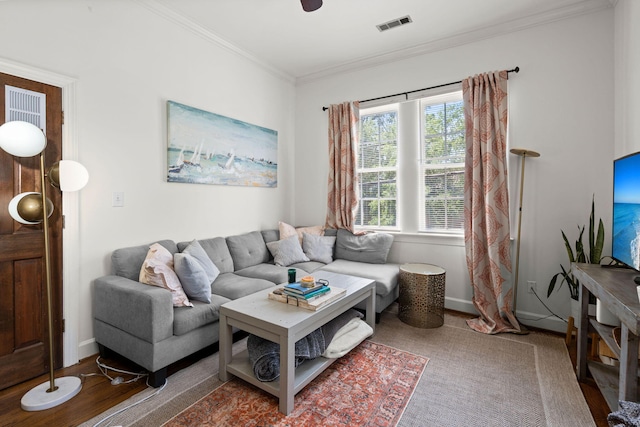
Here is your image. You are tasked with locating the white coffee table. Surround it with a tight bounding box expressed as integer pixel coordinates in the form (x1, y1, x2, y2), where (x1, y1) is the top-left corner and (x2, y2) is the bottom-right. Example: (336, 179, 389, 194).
(218, 270, 376, 415)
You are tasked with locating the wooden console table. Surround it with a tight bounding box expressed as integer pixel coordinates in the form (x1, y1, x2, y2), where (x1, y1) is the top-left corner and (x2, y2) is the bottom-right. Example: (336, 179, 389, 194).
(572, 262, 640, 410)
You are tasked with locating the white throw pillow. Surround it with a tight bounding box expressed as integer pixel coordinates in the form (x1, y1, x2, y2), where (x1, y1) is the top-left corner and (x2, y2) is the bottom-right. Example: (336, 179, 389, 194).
(266, 235, 310, 267)
(139, 243, 193, 307)
(279, 221, 324, 244)
(302, 232, 336, 264)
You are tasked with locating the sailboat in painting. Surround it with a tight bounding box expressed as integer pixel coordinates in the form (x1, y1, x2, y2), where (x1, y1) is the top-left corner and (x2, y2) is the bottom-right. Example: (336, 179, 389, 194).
(219, 151, 235, 170)
(184, 143, 203, 171)
(168, 145, 185, 173)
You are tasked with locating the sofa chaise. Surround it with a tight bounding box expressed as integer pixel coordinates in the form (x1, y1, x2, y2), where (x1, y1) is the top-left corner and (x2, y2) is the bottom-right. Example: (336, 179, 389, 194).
(93, 226, 399, 386)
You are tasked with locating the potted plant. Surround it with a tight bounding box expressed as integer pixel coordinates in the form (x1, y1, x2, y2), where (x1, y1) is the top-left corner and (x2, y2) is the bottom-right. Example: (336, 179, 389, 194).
(547, 196, 604, 318)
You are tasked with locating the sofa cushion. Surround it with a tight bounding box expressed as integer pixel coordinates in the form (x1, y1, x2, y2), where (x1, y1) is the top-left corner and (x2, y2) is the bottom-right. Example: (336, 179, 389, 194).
(279, 221, 324, 244)
(266, 235, 310, 266)
(261, 229, 279, 244)
(335, 229, 394, 264)
(174, 253, 216, 303)
(211, 272, 275, 300)
(178, 237, 234, 274)
(289, 260, 325, 273)
(181, 239, 220, 282)
(319, 259, 399, 296)
(235, 263, 308, 284)
(112, 239, 178, 281)
(173, 294, 230, 336)
(139, 243, 193, 307)
(226, 231, 270, 271)
(302, 232, 336, 264)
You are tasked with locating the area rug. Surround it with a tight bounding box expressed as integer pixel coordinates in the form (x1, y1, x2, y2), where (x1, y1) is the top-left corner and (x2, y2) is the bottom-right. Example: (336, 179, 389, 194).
(164, 340, 427, 426)
(80, 307, 596, 427)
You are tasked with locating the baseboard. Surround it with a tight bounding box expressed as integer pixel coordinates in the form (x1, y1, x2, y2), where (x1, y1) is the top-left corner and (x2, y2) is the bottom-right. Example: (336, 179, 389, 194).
(78, 337, 99, 361)
(444, 297, 567, 334)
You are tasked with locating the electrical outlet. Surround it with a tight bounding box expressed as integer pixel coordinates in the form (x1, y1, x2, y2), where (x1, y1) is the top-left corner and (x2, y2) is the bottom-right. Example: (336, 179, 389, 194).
(527, 281, 537, 294)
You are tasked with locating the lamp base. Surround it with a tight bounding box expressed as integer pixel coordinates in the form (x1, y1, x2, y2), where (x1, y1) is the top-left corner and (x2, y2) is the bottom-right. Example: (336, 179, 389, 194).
(21, 376, 82, 411)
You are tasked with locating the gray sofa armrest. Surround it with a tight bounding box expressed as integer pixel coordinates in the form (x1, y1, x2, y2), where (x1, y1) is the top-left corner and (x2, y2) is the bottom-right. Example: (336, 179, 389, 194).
(94, 275, 174, 344)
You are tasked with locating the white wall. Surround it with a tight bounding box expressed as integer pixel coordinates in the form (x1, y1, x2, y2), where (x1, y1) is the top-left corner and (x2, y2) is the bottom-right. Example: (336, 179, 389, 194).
(615, 0, 640, 157)
(0, 0, 296, 363)
(295, 9, 615, 332)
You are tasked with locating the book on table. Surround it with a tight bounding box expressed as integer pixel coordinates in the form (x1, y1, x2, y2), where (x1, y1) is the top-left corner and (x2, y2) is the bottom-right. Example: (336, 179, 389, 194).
(284, 281, 326, 295)
(283, 286, 330, 300)
(269, 286, 346, 311)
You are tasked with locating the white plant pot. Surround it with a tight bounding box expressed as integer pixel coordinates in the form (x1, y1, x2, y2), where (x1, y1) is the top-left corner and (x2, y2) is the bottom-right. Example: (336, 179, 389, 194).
(570, 298, 597, 320)
(596, 299, 620, 327)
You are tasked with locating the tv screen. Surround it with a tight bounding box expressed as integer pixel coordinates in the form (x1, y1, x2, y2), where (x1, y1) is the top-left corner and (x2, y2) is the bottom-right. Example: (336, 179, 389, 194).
(613, 151, 640, 271)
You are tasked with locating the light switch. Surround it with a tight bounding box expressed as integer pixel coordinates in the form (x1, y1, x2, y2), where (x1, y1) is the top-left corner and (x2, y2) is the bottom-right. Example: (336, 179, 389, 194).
(112, 192, 124, 207)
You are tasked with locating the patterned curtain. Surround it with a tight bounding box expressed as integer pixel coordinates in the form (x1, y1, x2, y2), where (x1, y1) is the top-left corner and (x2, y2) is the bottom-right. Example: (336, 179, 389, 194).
(325, 101, 359, 232)
(462, 71, 521, 334)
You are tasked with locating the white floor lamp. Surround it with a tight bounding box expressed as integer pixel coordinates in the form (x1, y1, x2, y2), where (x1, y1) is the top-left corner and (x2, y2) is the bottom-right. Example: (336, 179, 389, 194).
(510, 148, 540, 320)
(0, 120, 89, 411)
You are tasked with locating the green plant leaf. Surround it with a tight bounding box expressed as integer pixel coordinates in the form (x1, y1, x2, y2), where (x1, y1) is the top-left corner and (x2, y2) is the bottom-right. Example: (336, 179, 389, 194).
(562, 231, 575, 263)
(592, 218, 605, 264)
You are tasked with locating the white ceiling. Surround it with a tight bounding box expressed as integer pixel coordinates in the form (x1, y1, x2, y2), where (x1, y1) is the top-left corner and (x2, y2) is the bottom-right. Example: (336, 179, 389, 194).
(147, 0, 614, 82)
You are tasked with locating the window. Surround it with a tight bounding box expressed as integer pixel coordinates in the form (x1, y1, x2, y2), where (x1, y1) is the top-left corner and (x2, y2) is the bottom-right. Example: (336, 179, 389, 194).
(420, 93, 465, 232)
(356, 90, 464, 234)
(356, 107, 398, 228)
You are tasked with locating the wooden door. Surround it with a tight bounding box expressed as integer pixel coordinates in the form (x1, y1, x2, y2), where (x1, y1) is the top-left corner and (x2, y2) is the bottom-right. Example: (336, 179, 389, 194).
(0, 73, 63, 390)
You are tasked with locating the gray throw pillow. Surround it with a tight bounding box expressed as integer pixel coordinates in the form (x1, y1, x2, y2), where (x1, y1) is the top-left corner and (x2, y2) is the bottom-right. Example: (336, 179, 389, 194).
(182, 239, 220, 282)
(174, 253, 213, 303)
(335, 229, 394, 264)
(302, 232, 336, 264)
(266, 235, 310, 267)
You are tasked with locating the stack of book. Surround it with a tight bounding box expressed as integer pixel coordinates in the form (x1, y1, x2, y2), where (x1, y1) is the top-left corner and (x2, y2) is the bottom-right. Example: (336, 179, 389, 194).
(283, 281, 330, 300)
(269, 283, 346, 311)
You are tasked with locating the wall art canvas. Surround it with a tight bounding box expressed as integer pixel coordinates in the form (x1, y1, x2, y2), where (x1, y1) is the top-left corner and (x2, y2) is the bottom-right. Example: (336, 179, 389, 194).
(167, 100, 278, 187)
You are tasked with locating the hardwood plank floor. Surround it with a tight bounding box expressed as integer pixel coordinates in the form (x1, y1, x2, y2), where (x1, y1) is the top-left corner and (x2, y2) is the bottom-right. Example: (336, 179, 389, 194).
(0, 312, 612, 427)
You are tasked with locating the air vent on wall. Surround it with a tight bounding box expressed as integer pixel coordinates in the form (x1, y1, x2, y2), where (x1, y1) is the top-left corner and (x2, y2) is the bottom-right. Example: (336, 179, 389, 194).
(376, 15, 412, 32)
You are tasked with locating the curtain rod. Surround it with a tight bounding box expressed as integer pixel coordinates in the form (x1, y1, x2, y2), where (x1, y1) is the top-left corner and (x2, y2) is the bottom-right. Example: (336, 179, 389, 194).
(321, 66, 520, 111)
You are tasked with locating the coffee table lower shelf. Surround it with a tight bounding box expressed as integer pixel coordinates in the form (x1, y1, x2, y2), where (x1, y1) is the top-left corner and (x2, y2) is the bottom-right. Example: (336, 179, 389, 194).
(225, 349, 337, 397)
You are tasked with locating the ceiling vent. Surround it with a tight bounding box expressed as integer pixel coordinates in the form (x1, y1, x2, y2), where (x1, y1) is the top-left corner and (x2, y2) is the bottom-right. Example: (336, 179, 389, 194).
(376, 15, 413, 32)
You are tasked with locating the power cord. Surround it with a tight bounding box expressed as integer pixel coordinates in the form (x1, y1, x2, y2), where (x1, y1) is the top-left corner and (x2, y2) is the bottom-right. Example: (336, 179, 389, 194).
(80, 356, 148, 385)
(92, 378, 168, 427)
(516, 288, 568, 324)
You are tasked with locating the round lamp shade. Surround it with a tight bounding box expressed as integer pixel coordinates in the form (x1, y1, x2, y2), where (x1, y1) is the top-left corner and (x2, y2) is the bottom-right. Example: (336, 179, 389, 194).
(8, 192, 54, 225)
(49, 160, 89, 192)
(0, 121, 47, 157)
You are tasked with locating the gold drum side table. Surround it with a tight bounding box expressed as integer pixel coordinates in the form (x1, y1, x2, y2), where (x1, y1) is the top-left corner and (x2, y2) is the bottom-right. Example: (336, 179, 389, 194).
(398, 263, 446, 328)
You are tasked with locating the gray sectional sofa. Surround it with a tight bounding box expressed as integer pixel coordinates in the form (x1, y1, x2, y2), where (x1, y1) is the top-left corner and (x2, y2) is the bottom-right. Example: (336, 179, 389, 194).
(93, 228, 399, 387)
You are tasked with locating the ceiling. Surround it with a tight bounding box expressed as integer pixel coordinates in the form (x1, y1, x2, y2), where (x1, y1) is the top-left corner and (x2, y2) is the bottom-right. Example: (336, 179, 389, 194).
(148, 0, 614, 82)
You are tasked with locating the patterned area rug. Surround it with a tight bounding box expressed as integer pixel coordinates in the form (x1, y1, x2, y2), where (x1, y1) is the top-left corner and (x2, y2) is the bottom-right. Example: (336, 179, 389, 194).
(163, 341, 428, 427)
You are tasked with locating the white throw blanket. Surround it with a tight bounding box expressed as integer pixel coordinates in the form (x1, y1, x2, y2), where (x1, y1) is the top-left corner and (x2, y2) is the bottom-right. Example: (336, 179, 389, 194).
(322, 318, 374, 359)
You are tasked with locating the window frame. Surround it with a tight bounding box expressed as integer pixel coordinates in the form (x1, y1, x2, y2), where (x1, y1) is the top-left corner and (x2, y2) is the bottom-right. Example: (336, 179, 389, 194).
(354, 89, 465, 236)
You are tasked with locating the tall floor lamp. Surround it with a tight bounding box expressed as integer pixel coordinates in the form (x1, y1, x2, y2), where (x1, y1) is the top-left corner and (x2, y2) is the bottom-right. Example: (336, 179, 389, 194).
(510, 148, 540, 319)
(0, 120, 89, 411)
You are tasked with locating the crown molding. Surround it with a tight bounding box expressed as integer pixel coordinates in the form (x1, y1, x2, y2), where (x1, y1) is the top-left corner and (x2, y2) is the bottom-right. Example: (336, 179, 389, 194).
(296, 0, 614, 84)
(135, 0, 296, 85)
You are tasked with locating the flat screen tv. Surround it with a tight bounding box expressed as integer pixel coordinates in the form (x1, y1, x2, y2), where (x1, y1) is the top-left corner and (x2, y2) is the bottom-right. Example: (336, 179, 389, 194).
(613, 151, 640, 271)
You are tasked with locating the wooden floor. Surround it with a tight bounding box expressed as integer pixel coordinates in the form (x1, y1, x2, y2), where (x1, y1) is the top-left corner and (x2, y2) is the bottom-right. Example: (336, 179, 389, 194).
(0, 314, 612, 427)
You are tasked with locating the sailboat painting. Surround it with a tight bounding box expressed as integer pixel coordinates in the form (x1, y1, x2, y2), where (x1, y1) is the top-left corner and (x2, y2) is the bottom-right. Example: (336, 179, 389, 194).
(167, 100, 278, 187)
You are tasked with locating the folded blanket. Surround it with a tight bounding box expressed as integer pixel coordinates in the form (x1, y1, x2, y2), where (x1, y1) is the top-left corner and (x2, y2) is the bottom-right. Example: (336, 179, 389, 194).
(247, 328, 326, 382)
(322, 318, 373, 359)
(608, 401, 640, 427)
(321, 309, 363, 343)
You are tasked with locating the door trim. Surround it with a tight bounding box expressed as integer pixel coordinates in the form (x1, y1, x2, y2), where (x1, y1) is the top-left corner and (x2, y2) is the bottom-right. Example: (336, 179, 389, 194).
(0, 56, 82, 367)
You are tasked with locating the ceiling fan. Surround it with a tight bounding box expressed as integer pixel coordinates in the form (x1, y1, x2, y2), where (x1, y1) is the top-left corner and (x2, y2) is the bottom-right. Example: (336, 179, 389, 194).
(301, 0, 322, 12)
